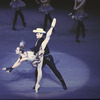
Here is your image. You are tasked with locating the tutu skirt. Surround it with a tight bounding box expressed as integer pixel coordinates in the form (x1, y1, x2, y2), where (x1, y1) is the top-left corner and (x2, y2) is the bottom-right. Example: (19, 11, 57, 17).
(74, 11, 88, 21)
(39, 5, 54, 14)
(10, 0, 26, 9)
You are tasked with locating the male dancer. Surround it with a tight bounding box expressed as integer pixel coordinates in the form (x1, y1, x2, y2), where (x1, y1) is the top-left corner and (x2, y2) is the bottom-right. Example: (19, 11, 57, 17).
(30, 22, 67, 90)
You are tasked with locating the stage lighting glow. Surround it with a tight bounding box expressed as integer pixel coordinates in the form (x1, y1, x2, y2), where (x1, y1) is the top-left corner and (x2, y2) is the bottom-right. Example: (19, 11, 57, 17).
(0, 51, 90, 99)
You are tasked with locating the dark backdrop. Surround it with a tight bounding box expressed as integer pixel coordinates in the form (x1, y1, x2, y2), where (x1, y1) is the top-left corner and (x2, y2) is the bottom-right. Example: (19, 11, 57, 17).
(0, 0, 100, 11)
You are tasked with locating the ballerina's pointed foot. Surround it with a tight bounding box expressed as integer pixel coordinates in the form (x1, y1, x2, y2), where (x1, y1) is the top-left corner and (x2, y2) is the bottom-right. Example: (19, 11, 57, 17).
(51, 18, 56, 28)
(35, 84, 40, 93)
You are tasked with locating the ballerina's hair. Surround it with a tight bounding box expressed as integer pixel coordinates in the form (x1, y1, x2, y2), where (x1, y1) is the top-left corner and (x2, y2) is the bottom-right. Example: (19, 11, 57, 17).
(19, 41, 25, 53)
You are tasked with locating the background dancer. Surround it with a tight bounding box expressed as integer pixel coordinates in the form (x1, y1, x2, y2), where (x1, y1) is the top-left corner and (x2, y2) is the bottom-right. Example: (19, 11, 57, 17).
(69, 0, 88, 43)
(10, 0, 26, 30)
(35, 0, 54, 31)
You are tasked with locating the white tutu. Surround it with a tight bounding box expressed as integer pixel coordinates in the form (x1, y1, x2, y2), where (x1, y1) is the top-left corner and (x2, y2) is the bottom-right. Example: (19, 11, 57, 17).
(27, 51, 36, 62)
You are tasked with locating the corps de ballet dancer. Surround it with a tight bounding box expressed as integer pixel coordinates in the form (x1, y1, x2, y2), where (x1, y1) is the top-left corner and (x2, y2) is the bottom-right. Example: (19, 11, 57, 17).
(10, 0, 26, 30)
(68, 0, 88, 43)
(35, 0, 55, 31)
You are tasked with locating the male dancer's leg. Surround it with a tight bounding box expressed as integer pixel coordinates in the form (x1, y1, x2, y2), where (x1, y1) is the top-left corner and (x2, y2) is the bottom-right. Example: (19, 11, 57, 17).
(45, 55, 67, 90)
(34, 55, 67, 90)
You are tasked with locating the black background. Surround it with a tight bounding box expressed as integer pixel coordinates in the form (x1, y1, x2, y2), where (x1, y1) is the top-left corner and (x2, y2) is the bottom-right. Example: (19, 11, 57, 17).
(0, 0, 100, 11)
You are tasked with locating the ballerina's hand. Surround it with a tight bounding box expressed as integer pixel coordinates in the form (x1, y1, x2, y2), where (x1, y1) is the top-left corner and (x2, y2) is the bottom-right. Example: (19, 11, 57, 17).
(51, 18, 56, 28)
(5, 71, 10, 73)
(2, 68, 6, 71)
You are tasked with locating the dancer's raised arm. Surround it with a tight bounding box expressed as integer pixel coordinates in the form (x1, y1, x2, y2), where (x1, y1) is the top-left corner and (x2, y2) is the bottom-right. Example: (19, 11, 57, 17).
(41, 18, 56, 50)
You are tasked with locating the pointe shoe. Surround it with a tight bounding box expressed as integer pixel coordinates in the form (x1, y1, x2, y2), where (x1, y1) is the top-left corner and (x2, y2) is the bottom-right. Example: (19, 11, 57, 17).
(35, 84, 40, 93)
(51, 18, 56, 28)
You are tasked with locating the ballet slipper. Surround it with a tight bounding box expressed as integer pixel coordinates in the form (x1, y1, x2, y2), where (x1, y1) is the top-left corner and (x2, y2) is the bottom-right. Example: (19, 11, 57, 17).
(35, 84, 40, 93)
(51, 18, 56, 28)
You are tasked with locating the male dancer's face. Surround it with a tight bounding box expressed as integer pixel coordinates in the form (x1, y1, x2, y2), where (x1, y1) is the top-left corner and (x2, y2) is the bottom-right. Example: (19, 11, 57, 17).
(36, 33, 43, 39)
